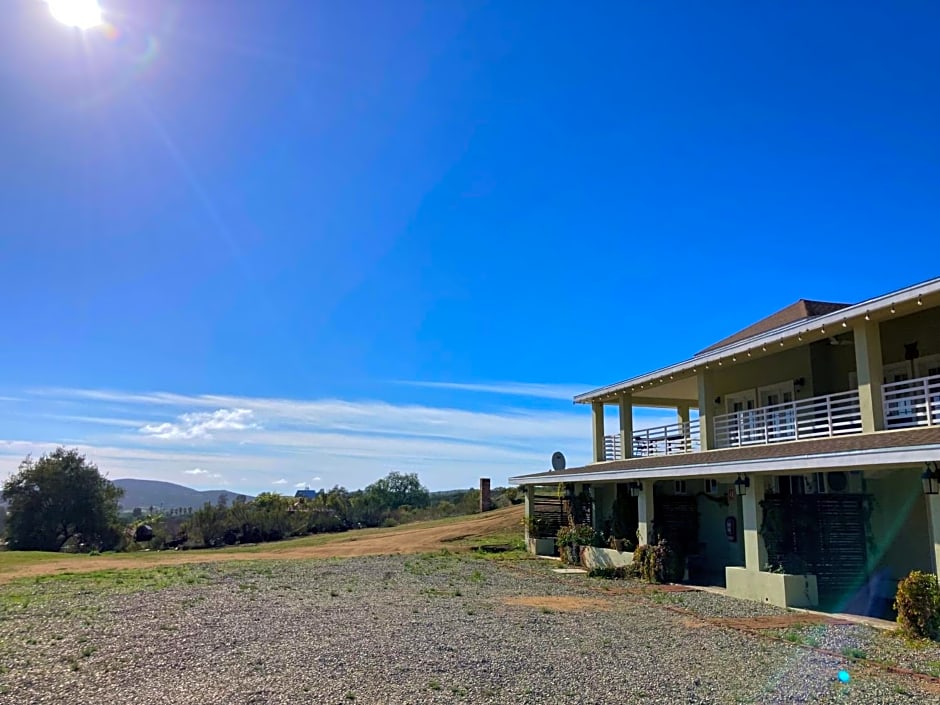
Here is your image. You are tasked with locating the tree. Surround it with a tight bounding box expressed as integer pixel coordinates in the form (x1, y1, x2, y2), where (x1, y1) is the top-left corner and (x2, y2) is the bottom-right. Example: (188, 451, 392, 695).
(1, 448, 124, 552)
(363, 472, 430, 511)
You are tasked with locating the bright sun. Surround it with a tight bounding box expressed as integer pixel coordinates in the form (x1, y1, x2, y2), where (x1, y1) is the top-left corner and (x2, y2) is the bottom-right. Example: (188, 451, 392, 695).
(46, 0, 103, 29)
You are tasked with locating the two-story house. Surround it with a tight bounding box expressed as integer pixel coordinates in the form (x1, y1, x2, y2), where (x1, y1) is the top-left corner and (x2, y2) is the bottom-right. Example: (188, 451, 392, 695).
(510, 277, 940, 614)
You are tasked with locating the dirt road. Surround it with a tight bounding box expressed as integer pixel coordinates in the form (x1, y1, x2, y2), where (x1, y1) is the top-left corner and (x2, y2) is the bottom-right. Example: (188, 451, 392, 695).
(0, 505, 524, 583)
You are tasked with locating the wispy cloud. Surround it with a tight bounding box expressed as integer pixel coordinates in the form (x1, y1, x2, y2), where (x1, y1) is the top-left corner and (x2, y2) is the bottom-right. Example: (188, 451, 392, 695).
(393, 380, 591, 401)
(0, 385, 679, 493)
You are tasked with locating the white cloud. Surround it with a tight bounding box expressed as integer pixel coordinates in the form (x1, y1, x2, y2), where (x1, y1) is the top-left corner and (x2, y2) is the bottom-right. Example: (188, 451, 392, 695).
(184, 468, 223, 480)
(140, 408, 257, 440)
(294, 482, 309, 489)
(0, 385, 683, 493)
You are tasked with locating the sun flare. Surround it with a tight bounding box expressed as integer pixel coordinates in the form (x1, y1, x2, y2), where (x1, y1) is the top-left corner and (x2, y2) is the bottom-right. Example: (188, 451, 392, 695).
(46, 0, 103, 29)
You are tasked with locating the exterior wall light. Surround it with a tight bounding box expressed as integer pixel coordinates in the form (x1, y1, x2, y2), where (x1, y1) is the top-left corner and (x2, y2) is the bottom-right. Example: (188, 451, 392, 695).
(734, 474, 750, 497)
(918, 295, 923, 306)
(922, 462, 940, 496)
(793, 377, 805, 393)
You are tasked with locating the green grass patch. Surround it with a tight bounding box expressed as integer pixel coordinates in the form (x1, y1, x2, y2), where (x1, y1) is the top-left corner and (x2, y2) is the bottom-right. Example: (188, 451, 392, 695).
(0, 564, 212, 613)
(841, 647, 867, 660)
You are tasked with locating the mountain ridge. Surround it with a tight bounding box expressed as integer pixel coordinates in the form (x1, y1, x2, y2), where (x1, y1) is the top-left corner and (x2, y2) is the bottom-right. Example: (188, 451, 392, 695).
(113, 478, 250, 511)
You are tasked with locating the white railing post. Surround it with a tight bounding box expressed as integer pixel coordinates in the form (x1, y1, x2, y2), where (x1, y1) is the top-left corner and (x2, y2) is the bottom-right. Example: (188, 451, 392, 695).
(926, 378, 933, 427)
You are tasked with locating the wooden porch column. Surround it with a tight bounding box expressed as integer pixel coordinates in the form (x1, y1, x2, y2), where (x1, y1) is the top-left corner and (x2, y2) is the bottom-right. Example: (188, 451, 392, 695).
(677, 404, 690, 425)
(697, 370, 716, 450)
(592, 401, 606, 462)
(927, 493, 940, 581)
(854, 320, 885, 433)
(619, 394, 633, 459)
(523, 485, 534, 542)
(637, 481, 656, 545)
(741, 475, 767, 571)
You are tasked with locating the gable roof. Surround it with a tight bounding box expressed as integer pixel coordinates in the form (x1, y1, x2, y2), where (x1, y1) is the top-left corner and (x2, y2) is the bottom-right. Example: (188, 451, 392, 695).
(696, 299, 850, 355)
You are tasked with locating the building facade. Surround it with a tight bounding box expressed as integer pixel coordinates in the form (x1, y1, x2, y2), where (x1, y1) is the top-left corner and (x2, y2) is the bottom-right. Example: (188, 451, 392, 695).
(511, 277, 940, 614)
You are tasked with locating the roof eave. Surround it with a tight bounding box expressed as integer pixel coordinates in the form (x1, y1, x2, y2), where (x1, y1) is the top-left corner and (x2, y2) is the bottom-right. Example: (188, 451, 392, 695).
(572, 276, 940, 404)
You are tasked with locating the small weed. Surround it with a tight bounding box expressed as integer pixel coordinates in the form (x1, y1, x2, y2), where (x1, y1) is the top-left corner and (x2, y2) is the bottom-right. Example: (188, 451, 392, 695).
(649, 590, 684, 606)
(428, 679, 441, 691)
(539, 606, 553, 614)
(895, 685, 911, 695)
(783, 630, 802, 644)
(841, 647, 867, 660)
(470, 570, 485, 583)
(345, 692, 356, 701)
(80, 645, 96, 659)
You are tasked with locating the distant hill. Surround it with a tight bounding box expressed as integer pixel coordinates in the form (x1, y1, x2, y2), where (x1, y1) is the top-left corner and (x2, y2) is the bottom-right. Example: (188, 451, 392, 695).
(113, 479, 250, 512)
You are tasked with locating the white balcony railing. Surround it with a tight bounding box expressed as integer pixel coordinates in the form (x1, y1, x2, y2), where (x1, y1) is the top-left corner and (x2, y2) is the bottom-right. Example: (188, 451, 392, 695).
(883, 373, 940, 429)
(603, 434, 622, 461)
(714, 390, 862, 448)
(604, 420, 701, 460)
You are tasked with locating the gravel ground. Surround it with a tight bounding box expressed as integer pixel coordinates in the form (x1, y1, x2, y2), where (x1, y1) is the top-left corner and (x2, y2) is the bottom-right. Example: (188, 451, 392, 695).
(0, 554, 938, 704)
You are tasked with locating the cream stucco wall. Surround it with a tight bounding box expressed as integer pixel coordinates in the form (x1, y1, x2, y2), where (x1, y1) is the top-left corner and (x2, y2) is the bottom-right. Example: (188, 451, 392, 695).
(694, 479, 746, 574)
(866, 468, 933, 580)
(700, 346, 814, 417)
(592, 483, 617, 533)
(809, 339, 857, 395)
(726, 567, 819, 608)
(879, 306, 940, 366)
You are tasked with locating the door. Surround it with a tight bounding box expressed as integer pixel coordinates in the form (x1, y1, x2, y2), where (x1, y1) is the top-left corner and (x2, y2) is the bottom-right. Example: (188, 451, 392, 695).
(725, 391, 757, 444)
(883, 361, 915, 424)
(759, 382, 796, 441)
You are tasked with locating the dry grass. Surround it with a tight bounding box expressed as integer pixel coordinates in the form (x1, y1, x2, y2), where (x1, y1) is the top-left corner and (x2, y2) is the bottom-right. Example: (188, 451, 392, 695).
(0, 505, 523, 584)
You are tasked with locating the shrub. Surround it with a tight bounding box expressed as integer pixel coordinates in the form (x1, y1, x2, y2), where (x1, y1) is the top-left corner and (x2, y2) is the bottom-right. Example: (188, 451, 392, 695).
(633, 540, 683, 583)
(633, 544, 653, 581)
(556, 523, 602, 566)
(895, 570, 940, 640)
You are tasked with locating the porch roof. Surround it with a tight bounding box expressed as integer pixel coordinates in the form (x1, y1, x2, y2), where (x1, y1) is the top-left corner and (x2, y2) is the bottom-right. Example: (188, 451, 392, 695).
(574, 275, 940, 405)
(509, 427, 940, 485)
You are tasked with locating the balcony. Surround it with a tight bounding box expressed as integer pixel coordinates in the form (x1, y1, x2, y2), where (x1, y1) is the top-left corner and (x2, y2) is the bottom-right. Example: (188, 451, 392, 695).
(883, 373, 940, 429)
(714, 390, 862, 448)
(605, 419, 702, 459)
(598, 377, 938, 463)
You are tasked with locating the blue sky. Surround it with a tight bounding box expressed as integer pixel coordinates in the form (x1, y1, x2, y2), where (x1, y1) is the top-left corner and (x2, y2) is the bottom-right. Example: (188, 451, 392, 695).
(1, 1, 938, 493)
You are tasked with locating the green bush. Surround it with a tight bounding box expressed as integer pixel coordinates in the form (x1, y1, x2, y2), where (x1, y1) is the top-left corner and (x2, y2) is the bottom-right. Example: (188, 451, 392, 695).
(633, 544, 655, 582)
(895, 570, 940, 640)
(556, 523, 603, 565)
(633, 540, 682, 583)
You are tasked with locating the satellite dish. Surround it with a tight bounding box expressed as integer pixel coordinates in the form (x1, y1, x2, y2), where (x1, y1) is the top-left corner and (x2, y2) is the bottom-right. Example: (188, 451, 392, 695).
(551, 451, 566, 472)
